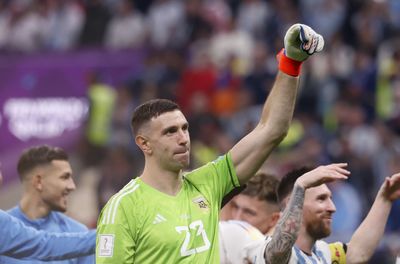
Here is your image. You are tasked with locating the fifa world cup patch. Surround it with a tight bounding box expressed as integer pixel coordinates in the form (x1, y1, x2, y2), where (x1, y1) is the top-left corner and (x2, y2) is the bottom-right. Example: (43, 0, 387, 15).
(98, 234, 115, 257)
(192, 196, 210, 213)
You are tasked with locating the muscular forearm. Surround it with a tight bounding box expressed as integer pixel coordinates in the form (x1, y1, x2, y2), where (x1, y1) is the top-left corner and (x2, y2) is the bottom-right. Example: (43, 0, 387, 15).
(232, 72, 299, 184)
(259, 71, 299, 136)
(347, 196, 392, 264)
(264, 183, 305, 263)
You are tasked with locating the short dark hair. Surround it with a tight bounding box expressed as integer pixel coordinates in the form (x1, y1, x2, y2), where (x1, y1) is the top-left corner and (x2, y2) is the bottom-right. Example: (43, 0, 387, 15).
(131, 99, 180, 135)
(242, 172, 279, 204)
(17, 145, 68, 181)
(276, 166, 314, 205)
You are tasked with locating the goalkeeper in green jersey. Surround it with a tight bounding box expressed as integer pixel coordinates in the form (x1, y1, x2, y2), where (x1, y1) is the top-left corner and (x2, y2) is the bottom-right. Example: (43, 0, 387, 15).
(96, 23, 324, 264)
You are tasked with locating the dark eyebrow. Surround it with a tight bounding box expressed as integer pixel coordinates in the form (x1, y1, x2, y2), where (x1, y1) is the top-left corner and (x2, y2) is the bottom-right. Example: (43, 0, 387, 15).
(60, 172, 72, 178)
(316, 192, 331, 199)
(161, 125, 178, 135)
(162, 122, 189, 135)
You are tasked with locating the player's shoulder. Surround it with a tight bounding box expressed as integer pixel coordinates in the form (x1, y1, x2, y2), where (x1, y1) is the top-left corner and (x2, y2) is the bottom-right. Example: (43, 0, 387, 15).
(6, 206, 19, 215)
(313, 240, 346, 264)
(101, 179, 143, 215)
(220, 220, 264, 241)
(108, 179, 142, 204)
(51, 212, 88, 231)
(185, 154, 230, 176)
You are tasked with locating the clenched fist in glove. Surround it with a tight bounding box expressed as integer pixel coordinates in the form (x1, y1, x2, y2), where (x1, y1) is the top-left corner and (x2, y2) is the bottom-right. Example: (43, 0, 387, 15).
(277, 24, 324, 76)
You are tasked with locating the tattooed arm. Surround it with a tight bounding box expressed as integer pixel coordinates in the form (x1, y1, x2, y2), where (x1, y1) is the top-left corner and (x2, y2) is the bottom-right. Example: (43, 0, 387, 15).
(264, 163, 350, 264)
(264, 183, 305, 263)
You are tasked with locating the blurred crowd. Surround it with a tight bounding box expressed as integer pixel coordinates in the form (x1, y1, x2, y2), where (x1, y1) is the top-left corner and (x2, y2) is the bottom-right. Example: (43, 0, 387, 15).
(2, 0, 400, 260)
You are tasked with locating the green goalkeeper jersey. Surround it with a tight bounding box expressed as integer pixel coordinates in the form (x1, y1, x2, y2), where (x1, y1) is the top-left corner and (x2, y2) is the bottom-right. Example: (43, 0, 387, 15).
(96, 153, 239, 264)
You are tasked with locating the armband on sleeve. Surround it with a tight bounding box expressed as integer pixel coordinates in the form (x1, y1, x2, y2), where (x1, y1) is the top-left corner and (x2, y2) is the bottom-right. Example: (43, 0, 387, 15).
(329, 242, 347, 264)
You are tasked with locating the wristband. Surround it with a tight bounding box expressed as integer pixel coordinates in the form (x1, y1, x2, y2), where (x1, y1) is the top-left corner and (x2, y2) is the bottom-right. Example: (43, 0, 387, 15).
(276, 48, 303, 77)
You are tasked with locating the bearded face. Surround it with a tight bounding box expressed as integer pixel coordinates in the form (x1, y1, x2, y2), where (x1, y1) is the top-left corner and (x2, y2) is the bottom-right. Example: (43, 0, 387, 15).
(302, 184, 336, 240)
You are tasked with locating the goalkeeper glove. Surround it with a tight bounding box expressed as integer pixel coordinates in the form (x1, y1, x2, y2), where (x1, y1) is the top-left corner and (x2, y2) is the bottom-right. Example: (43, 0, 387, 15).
(277, 24, 324, 76)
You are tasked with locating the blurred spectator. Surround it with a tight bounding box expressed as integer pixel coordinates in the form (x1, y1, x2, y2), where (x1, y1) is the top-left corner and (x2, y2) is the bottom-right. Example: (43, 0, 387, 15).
(80, 0, 111, 47)
(237, 0, 270, 40)
(147, 0, 185, 48)
(209, 17, 255, 76)
(177, 42, 216, 114)
(84, 72, 116, 165)
(1, 0, 46, 52)
(104, 0, 146, 50)
(181, 0, 213, 45)
(202, 0, 232, 32)
(42, 0, 84, 51)
(300, 0, 346, 42)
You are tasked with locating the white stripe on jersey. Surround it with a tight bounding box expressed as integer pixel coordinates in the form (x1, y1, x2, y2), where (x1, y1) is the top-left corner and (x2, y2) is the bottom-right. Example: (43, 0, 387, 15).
(102, 179, 139, 225)
(110, 184, 139, 224)
(293, 245, 329, 264)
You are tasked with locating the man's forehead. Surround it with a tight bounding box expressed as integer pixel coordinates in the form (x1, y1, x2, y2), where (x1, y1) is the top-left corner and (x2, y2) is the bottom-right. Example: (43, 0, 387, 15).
(151, 110, 187, 126)
(306, 184, 331, 197)
(39, 160, 72, 174)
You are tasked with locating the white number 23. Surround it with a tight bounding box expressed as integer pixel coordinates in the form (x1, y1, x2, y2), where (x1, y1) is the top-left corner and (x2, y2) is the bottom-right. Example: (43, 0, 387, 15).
(175, 220, 211, 257)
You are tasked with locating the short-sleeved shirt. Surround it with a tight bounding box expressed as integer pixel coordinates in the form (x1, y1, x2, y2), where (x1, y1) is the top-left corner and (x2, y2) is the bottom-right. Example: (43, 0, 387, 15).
(96, 153, 239, 263)
(246, 237, 347, 264)
(219, 220, 264, 264)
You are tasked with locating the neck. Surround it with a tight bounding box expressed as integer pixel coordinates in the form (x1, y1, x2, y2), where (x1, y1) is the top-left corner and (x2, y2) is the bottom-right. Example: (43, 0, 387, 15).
(265, 226, 275, 236)
(19, 192, 50, 219)
(140, 162, 183, 196)
(295, 227, 316, 255)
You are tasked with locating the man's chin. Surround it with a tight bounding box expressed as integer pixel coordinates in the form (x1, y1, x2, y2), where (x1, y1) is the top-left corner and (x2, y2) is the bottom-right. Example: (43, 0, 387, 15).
(310, 226, 331, 240)
(51, 204, 67, 213)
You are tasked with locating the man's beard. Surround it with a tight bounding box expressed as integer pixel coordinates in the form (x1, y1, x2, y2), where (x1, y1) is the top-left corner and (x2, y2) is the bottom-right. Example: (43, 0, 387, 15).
(307, 222, 331, 240)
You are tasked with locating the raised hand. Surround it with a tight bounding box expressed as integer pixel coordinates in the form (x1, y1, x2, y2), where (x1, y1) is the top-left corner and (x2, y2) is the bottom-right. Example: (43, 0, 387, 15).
(379, 173, 400, 202)
(296, 163, 350, 190)
(284, 24, 324, 62)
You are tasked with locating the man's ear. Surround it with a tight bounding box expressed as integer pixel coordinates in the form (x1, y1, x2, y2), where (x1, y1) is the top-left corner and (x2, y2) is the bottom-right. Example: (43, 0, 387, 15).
(135, 135, 152, 155)
(32, 173, 43, 191)
(271, 211, 281, 227)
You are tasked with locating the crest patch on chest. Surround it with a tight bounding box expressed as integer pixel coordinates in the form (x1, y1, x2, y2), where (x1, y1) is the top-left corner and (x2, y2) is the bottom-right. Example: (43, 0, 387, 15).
(192, 196, 210, 212)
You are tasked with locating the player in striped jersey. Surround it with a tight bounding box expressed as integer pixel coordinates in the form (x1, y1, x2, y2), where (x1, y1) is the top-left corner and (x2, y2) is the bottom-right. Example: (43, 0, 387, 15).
(96, 23, 325, 263)
(247, 164, 400, 264)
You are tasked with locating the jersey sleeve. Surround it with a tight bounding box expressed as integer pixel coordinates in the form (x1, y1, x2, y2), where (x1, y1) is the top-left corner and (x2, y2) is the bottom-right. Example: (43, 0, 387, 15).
(185, 153, 240, 206)
(0, 210, 95, 260)
(96, 197, 136, 263)
(219, 221, 265, 264)
(329, 242, 347, 264)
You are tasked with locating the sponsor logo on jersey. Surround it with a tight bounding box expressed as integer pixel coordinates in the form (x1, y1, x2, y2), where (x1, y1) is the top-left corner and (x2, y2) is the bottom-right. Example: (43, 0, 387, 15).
(98, 234, 115, 257)
(192, 196, 210, 213)
(153, 213, 167, 224)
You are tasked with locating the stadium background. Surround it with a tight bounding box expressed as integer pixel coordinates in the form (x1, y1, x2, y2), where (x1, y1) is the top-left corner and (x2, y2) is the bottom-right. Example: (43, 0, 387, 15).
(0, 0, 399, 262)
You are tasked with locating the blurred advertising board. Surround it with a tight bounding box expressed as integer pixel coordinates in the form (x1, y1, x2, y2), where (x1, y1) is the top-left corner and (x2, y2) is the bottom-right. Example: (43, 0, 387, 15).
(0, 49, 144, 185)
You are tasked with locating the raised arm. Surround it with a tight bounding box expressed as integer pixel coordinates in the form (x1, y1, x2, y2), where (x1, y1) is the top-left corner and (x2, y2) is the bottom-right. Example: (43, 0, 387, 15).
(265, 164, 349, 263)
(0, 210, 95, 260)
(346, 173, 400, 264)
(230, 24, 324, 185)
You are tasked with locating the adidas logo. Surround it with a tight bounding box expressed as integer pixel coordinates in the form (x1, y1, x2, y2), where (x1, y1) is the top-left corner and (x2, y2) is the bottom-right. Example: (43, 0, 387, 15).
(153, 214, 167, 224)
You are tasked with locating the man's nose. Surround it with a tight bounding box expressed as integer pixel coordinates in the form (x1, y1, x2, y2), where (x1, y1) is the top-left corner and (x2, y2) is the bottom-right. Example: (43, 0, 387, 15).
(327, 199, 336, 213)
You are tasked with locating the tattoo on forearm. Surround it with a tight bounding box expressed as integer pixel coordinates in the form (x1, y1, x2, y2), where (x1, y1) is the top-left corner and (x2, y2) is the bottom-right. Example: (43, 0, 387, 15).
(265, 184, 305, 263)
